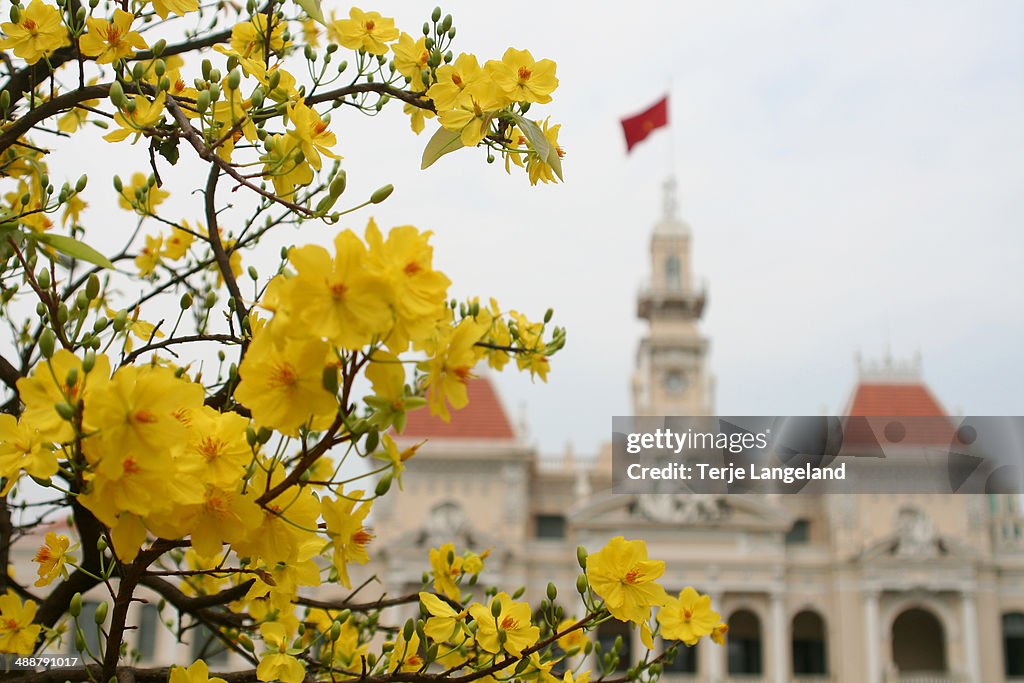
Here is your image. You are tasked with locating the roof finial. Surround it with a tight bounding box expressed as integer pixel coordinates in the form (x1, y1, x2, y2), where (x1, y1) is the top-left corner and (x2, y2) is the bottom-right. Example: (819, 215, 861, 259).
(662, 176, 679, 220)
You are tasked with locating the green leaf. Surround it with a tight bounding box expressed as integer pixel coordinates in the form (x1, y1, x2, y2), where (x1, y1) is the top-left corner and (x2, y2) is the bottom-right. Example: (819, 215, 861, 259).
(158, 137, 180, 166)
(30, 232, 115, 270)
(294, 0, 325, 25)
(511, 113, 564, 182)
(421, 126, 465, 170)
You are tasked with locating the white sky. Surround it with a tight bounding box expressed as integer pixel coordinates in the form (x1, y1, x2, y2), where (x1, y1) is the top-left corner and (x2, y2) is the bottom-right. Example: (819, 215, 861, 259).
(27, 0, 1024, 457)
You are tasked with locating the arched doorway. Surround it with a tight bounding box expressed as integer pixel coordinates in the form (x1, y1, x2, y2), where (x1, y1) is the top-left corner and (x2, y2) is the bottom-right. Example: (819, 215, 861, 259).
(891, 607, 946, 673)
(596, 619, 631, 672)
(791, 610, 827, 675)
(727, 609, 762, 675)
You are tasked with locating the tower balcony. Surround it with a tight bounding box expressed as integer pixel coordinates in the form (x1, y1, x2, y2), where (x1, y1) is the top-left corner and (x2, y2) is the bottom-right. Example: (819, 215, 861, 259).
(637, 284, 707, 320)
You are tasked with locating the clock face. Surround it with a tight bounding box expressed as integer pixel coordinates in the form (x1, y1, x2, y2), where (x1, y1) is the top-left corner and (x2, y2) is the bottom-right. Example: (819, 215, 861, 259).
(664, 370, 687, 394)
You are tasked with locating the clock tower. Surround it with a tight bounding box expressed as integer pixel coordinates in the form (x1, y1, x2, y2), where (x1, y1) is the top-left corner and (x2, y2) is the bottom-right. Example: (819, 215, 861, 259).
(632, 178, 713, 415)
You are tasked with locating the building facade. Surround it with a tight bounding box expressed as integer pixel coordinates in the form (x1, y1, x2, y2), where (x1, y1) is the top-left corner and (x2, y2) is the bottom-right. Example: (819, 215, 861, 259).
(382, 186, 1024, 683)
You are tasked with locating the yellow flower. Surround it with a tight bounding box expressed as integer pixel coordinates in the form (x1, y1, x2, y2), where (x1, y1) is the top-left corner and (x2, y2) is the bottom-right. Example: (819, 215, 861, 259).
(403, 101, 435, 134)
(365, 220, 450, 352)
(302, 18, 320, 47)
(179, 406, 252, 487)
(258, 622, 306, 683)
(0, 592, 41, 654)
(0, 414, 58, 486)
(372, 434, 422, 490)
(711, 622, 728, 645)
(285, 99, 340, 171)
(585, 536, 669, 624)
(83, 364, 203, 473)
(427, 53, 485, 112)
(469, 591, 539, 657)
(486, 48, 559, 105)
(420, 316, 488, 422)
(387, 629, 423, 672)
(135, 234, 162, 276)
(525, 118, 565, 186)
(392, 33, 430, 90)
(429, 542, 463, 600)
(420, 592, 466, 644)
(104, 92, 166, 144)
(657, 587, 721, 646)
(162, 223, 195, 260)
(333, 8, 398, 55)
(0, 0, 69, 65)
(119, 172, 169, 215)
(16, 350, 111, 443)
(556, 618, 586, 653)
(325, 616, 366, 667)
(173, 484, 260, 559)
(260, 134, 314, 199)
(170, 659, 227, 683)
(61, 193, 86, 227)
(281, 230, 392, 350)
(321, 492, 373, 589)
(79, 10, 147, 64)
(233, 332, 337, 435)
(32, 532, 72, 587)
(230, 14, 287, 61)
(150, 0, 199, 20)
(231, 467, 320, 565)
(437, 80, 501, 146)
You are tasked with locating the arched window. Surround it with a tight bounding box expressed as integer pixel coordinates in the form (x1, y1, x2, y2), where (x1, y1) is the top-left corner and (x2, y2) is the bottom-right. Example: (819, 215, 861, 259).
(664, 255, 681, 290)
(791, 610, 827, 675)
(727, 609, 762, 675)
(596, 619, 631, 672)
(891, 607, 945, 673)
(1004, 612, 1024, 677)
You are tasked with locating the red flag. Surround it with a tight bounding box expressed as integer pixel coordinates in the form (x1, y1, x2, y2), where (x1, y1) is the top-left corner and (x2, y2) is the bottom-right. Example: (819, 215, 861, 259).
(621, 96, 669, 152)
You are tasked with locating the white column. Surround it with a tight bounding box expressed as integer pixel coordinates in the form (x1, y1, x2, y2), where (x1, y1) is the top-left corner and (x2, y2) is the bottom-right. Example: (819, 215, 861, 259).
(770, 592, 787, 683)
(864, 590, 881, 683)
(961, 591, 981, 683)
(705, 593, 723, 683)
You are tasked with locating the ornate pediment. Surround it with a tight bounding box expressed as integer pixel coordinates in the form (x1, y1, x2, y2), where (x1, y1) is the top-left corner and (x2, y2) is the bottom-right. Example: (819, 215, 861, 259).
(856, 506, 976, 563)
(568, 491, 792, 532)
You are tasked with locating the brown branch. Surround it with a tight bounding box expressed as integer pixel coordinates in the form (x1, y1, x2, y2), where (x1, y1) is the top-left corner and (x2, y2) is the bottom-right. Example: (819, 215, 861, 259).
(139, 575, 250, 628)
(121, 333, 241, 364)
(306, 83, 435, 111)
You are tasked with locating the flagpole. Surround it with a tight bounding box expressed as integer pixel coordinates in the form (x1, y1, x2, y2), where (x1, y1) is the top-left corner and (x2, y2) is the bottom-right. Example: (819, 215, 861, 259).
(667, 76, 676, 188)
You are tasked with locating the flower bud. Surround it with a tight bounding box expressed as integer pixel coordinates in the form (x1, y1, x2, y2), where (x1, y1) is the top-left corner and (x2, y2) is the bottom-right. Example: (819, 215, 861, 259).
(329, 622, 342, 641)
(375, 474, 392, 497)
(547, 582, 557, 601)
(403, 619, 415, 641)
(490, 598, 502, 618)
(86, 273, 100, 300)
(364, 430, 379, 453)
(250, 87, 265, 109)
(112, 174, 123, 192)
(180, 292, 193, 310)
(196, 90, 210, 114)
(152, 38, 166, 57)
(422, 21, 430, 35)
(329, 170, 347, 198)
(109, 81, 125, 108)
(94, 601, 108, 624)
(36, 267, 50, 290)
(92, 317, 108, 333)
(53, 401, 73, 420)
(370, 184, 394, 204)
(112, 309, 128, 332)
(227, 68, 241, 91)
(440, 14, 452, 32)
(70, 592, 83, 617)
(576, 545, 588, 569)
(576, 573, 588, 595)
(268, 69, 281, 90)
(131, 62, 145, 82)
(431, 6, 441, 21)
(82, 350, 96, 373)
(65, 367, 78, 388)
(39, 328, 56, 359)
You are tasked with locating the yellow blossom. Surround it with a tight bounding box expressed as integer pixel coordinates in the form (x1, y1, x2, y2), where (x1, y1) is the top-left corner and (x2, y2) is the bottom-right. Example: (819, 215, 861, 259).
(711, 622, 728, 645)
(525, 118, 565, 186)
(260, 134, 314, 199)
(258, 622, 306, 683)
(556, 618, 586, 653)
(170, 660, 227, 683)
(333, 8, 398, 55)
(104, 92, 166, 144)
(0, 592, 41, 654)
(469, 591, 539, 657)
(420, 592, 466, 644)
(372, 434, 422, 490)
(0, 414, 58, 486)
(61, 193, 86, 227)
(403, 101, 435, 134)
(392, 33, 430, 90)
(230, 14, 286, 62)
(119, 172, 169, 215)
(429, 542, 462, 600)
(585, 536, 669, 624)
(428, 54, 485, 112)
(420, 316, 488, 421)
(285, 99, 340, 171)
(79, 10, 147, 64)
(0, 0, 70, 65)
(234, 333, 337, 435)
(281, 230, 392, 349)
(32, 532, 72, 587)
(162, 223, 196, 260)
(321, 492, 373, 589)
(16, 350, 110, 443)
(150, 0, 199, 20)
(486, 48, 558, 105)
(437, 81, 501, 146)
(135, 234, 163, 276)
(387, 629, 424, 672)
(657, 587, 721, 646)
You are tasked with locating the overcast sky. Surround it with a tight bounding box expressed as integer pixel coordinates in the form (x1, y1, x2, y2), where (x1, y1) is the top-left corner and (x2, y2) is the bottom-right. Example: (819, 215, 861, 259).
(44, 1, 1024, 456)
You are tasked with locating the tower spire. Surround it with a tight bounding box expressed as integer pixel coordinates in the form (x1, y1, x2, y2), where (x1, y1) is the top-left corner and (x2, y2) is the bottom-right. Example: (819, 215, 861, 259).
(662, 176, 679, 221)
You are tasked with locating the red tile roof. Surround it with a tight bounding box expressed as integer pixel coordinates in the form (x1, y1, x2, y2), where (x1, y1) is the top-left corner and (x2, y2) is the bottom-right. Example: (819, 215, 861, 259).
(847, 382, 947, 417)
(399, 376, 517, 440)
(843, 382, 953, 446)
